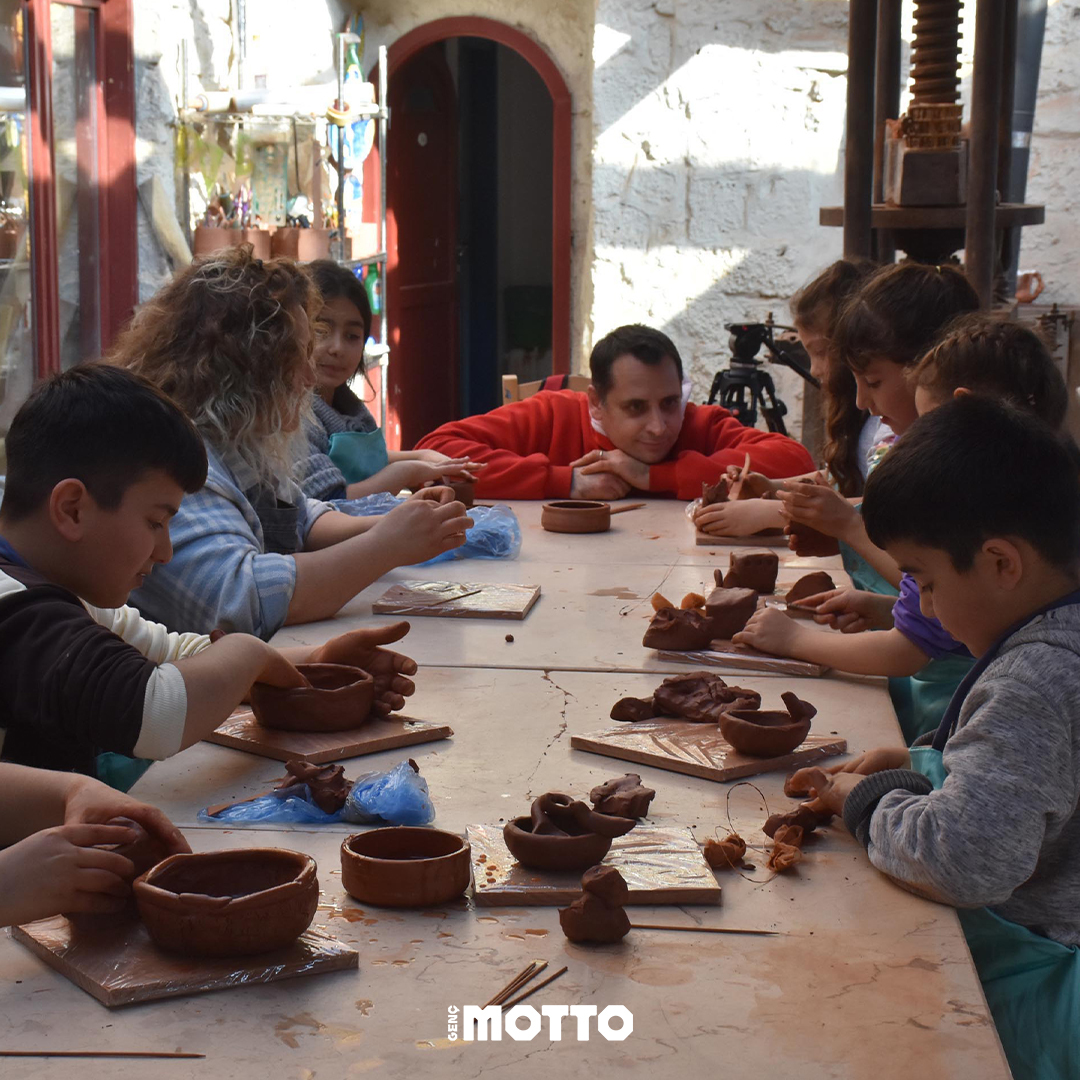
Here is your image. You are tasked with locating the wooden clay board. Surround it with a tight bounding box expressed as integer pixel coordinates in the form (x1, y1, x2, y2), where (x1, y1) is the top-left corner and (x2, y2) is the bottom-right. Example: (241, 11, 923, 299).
(696, 530, 787, 547)
(12, 917, 357, 1008)
(372, 580, 540, 620)
(205, 709, 453, 764)
(571, 719, 846, 783)
(656, 643, 828, 678)
(467, 824, 721, 907)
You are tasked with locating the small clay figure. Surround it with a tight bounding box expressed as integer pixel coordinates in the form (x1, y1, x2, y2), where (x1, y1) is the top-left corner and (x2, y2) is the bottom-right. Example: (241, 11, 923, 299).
(680, 592, 707, 610)
(504, 791, 637, 871)
(785, 571, 837, 606)
(763, 804, 832, 837)
(766, 836, 802, 872)
(590, 774, 656, 818)
(722, 551, 779, 594)
(703, 833, 747, 870)
(651, 592, 674, 612)
(278, 760, 352, 814)
(610, 696, 658, 723)
(701, 475, 732, 507)
(652, 671, 761, 723)
(530, 792, 636, 838)
(642, 607, 715, 651)
(705, 586, 760, 638)
(558, 866, 631, 944)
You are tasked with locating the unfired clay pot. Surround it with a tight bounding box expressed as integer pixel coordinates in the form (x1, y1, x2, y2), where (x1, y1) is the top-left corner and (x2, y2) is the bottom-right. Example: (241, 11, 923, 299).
(340, 827, 471, 907)
(133, 848, 319, 957)
(250, 663, 375, 732)
(718, 692, 817, 757)
(503, 817, 614, 871)
(541, 500, 611, 534)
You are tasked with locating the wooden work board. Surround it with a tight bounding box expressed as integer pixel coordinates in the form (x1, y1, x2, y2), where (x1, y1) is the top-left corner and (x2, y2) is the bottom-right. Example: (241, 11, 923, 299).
(570, 718, 846, 783)
(205, 709, 453, 765)
(466, 824, 721, 906)
(656, 643, 828, 677)
(12, 917, 357, 1008)
(372, 580, 540, 620)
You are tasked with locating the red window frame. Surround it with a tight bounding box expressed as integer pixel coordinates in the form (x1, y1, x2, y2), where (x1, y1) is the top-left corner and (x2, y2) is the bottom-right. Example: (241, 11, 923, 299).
(25, 0, 136, 377)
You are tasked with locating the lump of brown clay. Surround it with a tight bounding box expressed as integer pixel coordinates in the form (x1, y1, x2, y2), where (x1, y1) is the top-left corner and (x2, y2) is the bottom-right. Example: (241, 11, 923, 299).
(610, 696, 657, 723)
(680, 591, 707, 610)
(652, 671, 761, 723)
(701, 475, 732, 507)
(278, 760, 352, 814)
(703, 833, 747, 870)
(784, 522, 840, 558)
(704, 586, 759, 639)
(250, 663, 374, 733)
(559, 866, 631, 944)
(763, 804, 832, 838)
(783, 771, 811, 798)
(772, 824, 805, 849)
(766, 837, 802, 873)
(642, 607, 715, 650)
(503, 792, 637, 872)
(719, 690, 817, 757)
(785, 571, 837, 607)
(590, 774, 656, 819)
(651, 592, 674, 612)
(722, 551, 779, 594)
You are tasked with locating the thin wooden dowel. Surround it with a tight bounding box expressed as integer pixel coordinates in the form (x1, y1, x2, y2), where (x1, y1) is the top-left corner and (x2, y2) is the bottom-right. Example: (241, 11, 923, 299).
(482, 960, 546, 1009)
(609, 502, 647, 516)
(630, 923, 780, 936)
(0, 1051, 206, 1059)
(501, 965, 568, 1010)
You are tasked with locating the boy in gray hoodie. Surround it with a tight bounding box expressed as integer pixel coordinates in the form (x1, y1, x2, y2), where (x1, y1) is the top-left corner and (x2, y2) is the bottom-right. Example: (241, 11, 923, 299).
(794, 396, 1080, 1080)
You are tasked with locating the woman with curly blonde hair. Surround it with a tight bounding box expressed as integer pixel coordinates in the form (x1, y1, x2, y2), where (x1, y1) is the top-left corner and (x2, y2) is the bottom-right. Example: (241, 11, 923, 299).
(112, 246, 470, 639)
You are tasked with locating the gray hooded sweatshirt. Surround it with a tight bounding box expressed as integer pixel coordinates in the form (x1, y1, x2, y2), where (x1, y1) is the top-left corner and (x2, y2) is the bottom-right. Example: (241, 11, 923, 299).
(843, 600, 1080, 945)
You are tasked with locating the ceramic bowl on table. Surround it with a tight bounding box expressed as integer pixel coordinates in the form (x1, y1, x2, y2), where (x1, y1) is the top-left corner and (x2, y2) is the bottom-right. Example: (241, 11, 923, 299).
(502, 817, 613, 871)
(340, 827, 471, 907)
(540, 499, 611, 534)
(718, 707, 812, 757)
(249, 663, 374, 732)
(133, 848, 319, 957)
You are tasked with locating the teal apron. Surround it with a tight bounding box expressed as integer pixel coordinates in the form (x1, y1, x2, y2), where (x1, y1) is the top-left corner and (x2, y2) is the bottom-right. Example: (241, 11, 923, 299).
(911, 589, 1080, 1080)
(328, 429, 389, 484)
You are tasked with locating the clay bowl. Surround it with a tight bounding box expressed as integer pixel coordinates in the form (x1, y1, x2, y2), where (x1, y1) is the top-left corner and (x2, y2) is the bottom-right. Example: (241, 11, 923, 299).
(250, 663, 374, 732)
(503, 817, 613, 871)
(133, 848, 318, 957)
(719, 708, 812, 757)
(340, 827, 471, 907)
(541, 500, 611, 534)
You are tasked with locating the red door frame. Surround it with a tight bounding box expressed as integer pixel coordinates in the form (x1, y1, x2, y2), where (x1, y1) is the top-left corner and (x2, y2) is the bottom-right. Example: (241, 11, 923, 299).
(372, 17, 572, 376)
(25, 0, 136, 376)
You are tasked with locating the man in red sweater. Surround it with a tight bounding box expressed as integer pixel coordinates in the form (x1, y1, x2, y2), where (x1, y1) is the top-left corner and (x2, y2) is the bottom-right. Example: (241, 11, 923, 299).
(416, 324, 814, 500)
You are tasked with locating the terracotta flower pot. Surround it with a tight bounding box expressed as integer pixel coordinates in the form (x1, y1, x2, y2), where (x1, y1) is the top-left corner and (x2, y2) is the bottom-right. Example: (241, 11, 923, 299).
(340, 827, 471, 907)
(718, 692, 817, 757)
(541, 500, 611, 534)
(250, 663, 375, 732)
(133, 848, 319, 957)
(503, 816, 613, 871)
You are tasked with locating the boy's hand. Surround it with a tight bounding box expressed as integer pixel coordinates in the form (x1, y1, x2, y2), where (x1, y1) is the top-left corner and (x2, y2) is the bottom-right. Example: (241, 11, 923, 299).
(63, 776, 190, 857)
(787, 767, 865, 817)
(777, 480, 860, 542)
(571, 448, 648, 492)
(733, 606, 805, 656)
(373, 497, 473, 564)
(406, 483, 458, 505)
(0, 824, 138, 927)
(308, 622, 418, 715)
(828, 747, 911, 776)
(800, 588, 896, 633)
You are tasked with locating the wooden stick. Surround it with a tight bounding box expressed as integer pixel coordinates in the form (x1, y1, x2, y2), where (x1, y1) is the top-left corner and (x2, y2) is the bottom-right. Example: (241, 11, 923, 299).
(630, 923, 780, 936)
(0, 1051, 206, 1059)
(608, 502, 647, 516)
(482, 960, 546, 1009)
(501, 965, 568, 1010)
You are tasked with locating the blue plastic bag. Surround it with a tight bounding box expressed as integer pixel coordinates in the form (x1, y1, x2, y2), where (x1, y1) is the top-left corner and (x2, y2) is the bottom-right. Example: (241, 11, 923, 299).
(197, 792, 346, 825)
(343, 759, 435, 825)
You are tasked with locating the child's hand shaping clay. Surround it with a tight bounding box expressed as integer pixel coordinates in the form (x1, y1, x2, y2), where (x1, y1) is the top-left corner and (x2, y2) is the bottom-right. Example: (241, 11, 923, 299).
(62, 776, 190, 858)
(308, 621, 418, 715)
(733, 605, 805, 656)
(374, 497, 473, 564)
(787, 767, 865, 817)
(777, 479, 862, 542)
(693, 499, 783, 537)
(801, 588, 897, 633)
(827, 747, 911, 776)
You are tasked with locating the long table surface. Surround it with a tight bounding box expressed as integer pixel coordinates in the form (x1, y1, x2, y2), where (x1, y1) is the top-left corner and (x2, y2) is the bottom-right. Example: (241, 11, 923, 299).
(0, 500, 1010, 1078)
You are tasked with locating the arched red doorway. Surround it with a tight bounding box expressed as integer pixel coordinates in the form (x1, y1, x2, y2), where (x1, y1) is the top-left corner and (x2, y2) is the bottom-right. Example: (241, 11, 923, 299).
(364, 18, 572, 450)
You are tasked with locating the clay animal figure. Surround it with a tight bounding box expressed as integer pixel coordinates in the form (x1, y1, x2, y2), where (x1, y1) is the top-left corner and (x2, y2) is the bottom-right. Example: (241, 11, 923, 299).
(704, 586, 759, 638)
(558, 865, 631, 944)
(652, 671, 761, 723)
(721, 551, 779, 594)
(703, 833, 747, 870)
(785, 571, 837, 607)
(277, 759, 352, 814)
(719, 691, 817, 757)
(589, 774, 656, 818)
(503, 792, 637, 872)
(642, 606, 715, 650)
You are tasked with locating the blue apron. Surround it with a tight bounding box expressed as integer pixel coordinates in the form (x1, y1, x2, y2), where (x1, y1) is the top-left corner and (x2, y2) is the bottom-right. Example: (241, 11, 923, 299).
(913, 588, 1080, 1080)
(328, 428, 389, 484)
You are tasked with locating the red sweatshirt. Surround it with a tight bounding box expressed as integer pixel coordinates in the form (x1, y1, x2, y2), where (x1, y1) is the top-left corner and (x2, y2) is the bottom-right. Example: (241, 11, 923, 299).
(415, 390, 814, 500)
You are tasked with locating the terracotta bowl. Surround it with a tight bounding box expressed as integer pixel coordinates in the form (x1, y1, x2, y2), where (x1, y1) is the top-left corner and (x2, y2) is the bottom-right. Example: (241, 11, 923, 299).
(340, 827, 471, 907)
(503, 817, 613, 871)
(541, 500, 611, 534)
(250, 663, 375, 732)
(719, 708, 812, 757)
(133, 848, 319, 957)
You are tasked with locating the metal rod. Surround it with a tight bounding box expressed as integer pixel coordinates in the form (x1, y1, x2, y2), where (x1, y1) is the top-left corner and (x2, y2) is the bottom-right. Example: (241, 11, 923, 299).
(966, 0, 1007, 308)
(844, 0, 878, 258)
(995, 0, 1020, 296)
